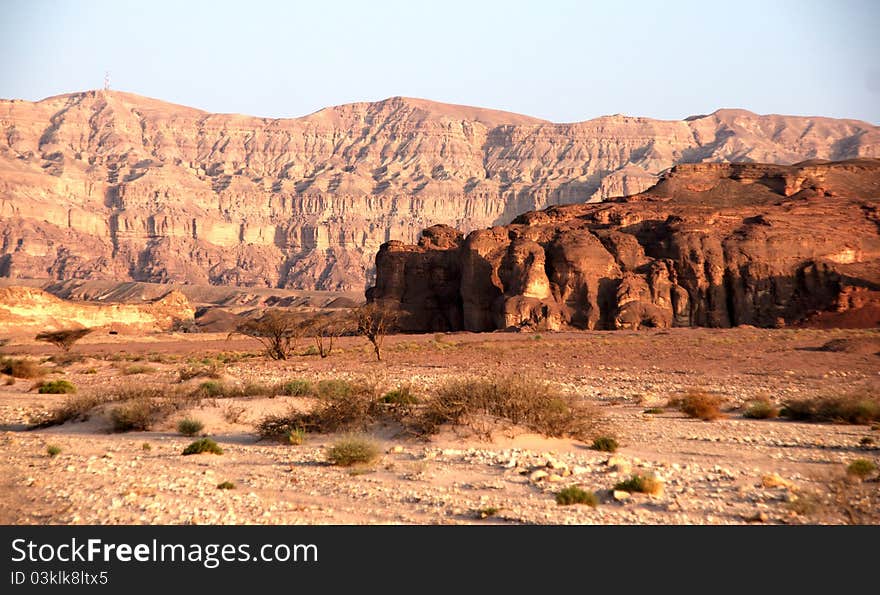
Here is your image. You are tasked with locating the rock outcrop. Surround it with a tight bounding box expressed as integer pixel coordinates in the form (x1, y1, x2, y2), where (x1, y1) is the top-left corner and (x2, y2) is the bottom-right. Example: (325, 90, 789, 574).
(368, 159, 880, 331)
(1, 90, 878, 290)
(0, 286, 195, 335)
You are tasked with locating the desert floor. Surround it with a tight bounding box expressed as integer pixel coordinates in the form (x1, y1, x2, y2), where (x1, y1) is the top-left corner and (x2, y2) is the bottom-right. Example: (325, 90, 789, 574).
(1, 327, 878, 525)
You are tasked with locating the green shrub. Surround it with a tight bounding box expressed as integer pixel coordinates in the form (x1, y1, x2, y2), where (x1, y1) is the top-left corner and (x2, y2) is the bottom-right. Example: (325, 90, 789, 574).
(642, 407, 664, 414)
(614, 474, 663, 495)
(555, 486, 598, 506)
(217, 481, 235, 490)
(141, 442, 152, 451)
(241, 382, 276, 397)
(196, 380, 274, 398)
(182, 438, 223, 456)
(46, 444, 62, 457)
(743, 399, 780, 419)
(846, 459, 877, 479)
(591, 436, 618, 452)
(38, 380, 77, 394)
(476, 506, 500, 519)
(197, 380, 226, 397)
(317, 379, 354, 400)
(122, 364, 156, 375)
(280, 379, 315, 397)
(177, 417, 205, 436)
(381, 386, 419, 405)
(83, 368, 98, 375)
(326, 436, 380, 466)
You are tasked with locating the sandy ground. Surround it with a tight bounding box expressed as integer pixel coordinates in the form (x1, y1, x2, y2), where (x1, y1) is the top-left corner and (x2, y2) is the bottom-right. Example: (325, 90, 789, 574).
(1, 327, 878, 525)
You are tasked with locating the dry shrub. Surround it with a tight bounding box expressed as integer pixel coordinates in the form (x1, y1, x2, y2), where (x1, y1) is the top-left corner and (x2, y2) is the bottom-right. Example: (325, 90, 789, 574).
(177, 362, 223, 382)
(221, 403, 246, 424)
(0, 357, 45, 379)
(782, 393, 880, 425)
(255, 376, 597, 442)
(120, 364, 156, 375)
(36, 384, 197, 431)
(233, 310, 310, 360)
(48, 353, 86, 366)
(196, 380, 276, 399)
(787, 471, 880, 524)
(31, 393, 107, 426)
(255, 379, 381, 439)
(413, 376, 597, 439)
(354, 303, 399, 361)
(614, 473, 663, 495)
(670, 390, 724, 421)
(280, 379, 315, 397)
(110, 399, 163, 432)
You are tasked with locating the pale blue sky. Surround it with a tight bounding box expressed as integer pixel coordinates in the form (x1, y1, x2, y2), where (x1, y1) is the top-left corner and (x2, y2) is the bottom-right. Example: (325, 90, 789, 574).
(2, 0, 878, 123)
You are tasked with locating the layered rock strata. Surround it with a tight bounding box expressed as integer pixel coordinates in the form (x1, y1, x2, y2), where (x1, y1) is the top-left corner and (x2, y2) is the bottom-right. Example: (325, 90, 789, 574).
(368, 160, 880, 331)
(2, 90, 878, 290)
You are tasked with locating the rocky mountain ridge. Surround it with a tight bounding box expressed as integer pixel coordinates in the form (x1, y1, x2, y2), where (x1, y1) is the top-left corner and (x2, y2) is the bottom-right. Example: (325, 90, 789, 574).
(1, 90, 878, 290)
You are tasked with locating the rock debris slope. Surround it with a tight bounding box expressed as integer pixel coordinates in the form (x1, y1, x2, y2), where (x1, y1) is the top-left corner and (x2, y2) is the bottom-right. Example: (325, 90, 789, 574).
(368, 160, 880, 331)
(1, 90, 878, 290)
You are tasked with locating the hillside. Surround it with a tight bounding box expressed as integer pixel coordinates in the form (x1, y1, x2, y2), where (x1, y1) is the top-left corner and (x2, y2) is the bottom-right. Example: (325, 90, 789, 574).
(1, 90, 878, 290)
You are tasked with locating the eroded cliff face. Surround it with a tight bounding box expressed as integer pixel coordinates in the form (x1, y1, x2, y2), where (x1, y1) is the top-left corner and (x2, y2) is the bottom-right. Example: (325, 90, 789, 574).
(1, 90, 878, 290)
(0, 286, 195, 335)
(368, 160, 880, 331)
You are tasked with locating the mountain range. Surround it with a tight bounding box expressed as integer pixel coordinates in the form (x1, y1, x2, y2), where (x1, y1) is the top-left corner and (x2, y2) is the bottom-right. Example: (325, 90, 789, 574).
(1, 90, 878, 290)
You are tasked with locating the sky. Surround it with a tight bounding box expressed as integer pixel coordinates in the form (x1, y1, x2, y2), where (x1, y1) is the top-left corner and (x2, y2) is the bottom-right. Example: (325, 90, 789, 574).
(1, 0, 878, 123)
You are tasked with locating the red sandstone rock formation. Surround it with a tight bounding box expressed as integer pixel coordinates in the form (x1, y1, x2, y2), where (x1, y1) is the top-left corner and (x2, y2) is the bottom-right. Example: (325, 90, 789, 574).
(368, 159, 880, 331)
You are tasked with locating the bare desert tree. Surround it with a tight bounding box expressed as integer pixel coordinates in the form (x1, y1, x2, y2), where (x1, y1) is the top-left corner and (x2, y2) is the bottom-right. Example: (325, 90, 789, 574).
(35, 328, 93, 353)
(306, 311, 353, 358)
(355, 304, 399, 362)
(233, 310, 309, 360)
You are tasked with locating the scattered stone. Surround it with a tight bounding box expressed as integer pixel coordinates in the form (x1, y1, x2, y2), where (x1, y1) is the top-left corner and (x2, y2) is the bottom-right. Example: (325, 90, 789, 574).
(761, 473, 794, 489)
(529, 469, 549, 483)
